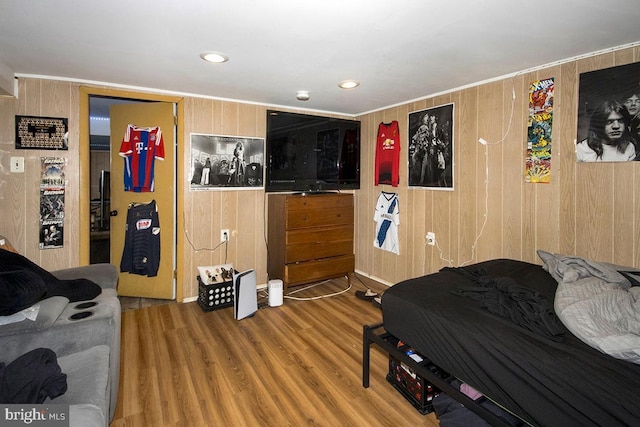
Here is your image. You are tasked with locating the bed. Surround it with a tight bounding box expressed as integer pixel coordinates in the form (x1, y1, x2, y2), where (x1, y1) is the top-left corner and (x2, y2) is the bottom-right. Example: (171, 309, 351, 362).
(362, 256, 640, 426)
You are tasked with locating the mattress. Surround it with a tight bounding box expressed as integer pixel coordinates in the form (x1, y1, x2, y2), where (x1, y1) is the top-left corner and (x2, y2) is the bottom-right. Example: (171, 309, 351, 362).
(381, 259, 640, 426)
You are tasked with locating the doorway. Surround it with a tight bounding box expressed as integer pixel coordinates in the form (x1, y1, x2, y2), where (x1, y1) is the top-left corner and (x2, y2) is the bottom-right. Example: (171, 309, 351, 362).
(88, 97, 139, 264)
(79, 87, 186, 302)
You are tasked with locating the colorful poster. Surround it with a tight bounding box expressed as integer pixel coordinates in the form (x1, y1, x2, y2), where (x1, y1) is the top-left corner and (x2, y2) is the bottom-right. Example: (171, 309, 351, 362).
(526, 78, 554, 183)
(39, 157, 66, 249)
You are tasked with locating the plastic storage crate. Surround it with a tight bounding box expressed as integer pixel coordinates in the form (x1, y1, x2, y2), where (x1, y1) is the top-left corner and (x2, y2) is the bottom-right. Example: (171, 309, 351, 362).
(197, 275, 234, 311)
(385, 338, 445, 414)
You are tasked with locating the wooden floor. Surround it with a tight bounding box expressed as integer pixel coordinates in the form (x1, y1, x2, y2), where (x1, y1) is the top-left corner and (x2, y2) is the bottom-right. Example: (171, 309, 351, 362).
(110, 275, 440, 426)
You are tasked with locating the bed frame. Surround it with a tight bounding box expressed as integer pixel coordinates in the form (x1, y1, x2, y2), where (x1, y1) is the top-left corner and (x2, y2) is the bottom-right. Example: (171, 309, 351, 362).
(362, 258, 640, 426)
(362, 322, 519, 426)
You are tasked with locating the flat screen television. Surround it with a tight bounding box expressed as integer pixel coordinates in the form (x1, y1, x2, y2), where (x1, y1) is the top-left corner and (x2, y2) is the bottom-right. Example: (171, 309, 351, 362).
(265, 110, 360, 192)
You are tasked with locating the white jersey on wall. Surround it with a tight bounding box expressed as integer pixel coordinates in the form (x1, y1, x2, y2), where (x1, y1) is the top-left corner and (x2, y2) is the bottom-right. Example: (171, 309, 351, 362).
(373, 191, 400, 254)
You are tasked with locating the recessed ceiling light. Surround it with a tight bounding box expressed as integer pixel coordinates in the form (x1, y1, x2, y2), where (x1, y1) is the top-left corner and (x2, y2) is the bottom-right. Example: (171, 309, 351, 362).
(338, 80, 360, 89)
(200, 51, 229, 63)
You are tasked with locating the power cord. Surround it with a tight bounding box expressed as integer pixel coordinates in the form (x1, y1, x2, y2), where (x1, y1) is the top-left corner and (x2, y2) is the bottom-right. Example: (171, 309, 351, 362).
(183, 211, 229, 263)
(431, 77, 518, 268)
(257, 290, 269, 309)
(283, 276, 352, 301)
(459, 138, 490, 267)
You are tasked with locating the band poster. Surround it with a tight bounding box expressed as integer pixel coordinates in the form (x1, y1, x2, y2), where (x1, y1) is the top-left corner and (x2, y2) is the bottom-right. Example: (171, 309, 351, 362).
(526, 77, 554, 183)
(189, 133, 264, 190)
(576, 62, 640, 162)
(39, 157, 66, 249)
(408, 103, 454, 190)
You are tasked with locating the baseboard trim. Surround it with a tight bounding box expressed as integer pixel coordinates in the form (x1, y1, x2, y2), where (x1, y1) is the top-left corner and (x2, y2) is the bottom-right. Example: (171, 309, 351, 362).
(184, 274, 389, 303)
(354, 269, 394, 288)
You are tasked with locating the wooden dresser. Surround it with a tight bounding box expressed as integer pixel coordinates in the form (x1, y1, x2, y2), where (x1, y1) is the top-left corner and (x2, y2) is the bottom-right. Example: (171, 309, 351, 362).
(267, 192, 354, 290)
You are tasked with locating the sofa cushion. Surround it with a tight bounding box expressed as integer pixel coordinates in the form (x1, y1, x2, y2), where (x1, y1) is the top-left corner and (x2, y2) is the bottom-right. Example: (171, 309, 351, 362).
(0, 297, 68, 336)
(52, 264, 118, 290)
(69, 404, 106, 427)
(53, 345, 110, 427)
(0, 270, 47, 316)
(0, 347, 67, 404)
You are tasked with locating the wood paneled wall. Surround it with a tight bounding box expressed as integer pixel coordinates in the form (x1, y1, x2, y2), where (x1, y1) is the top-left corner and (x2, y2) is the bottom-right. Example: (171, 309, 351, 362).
(0, 79, 80, 271)
(1, 45, 639, 300)
(181, 98, 270, 298)
(181, 102, 354, 298)
(355, 45, 640, 286)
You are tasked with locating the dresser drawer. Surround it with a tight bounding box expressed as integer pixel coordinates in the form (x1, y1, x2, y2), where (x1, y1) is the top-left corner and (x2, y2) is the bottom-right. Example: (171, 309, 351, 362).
(286, 194, 353, 211)
(286, 206, 353, 229)
(286, 240, 353, 263)
(286, 225, 353, 245)
(285, 254, 355, 285)
(285, 225, 353, 262)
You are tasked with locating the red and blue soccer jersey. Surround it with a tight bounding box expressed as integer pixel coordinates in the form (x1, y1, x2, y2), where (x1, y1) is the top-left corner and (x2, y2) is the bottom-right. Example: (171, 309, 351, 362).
(118, 124, 165, 192)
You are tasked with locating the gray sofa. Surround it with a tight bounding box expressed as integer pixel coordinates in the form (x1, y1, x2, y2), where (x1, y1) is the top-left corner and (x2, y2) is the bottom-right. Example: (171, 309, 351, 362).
(0, 261, 121, 427)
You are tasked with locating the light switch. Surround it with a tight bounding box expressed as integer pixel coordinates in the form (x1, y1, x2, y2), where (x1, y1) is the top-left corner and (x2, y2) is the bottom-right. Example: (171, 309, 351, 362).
(10, 156, 24, 173)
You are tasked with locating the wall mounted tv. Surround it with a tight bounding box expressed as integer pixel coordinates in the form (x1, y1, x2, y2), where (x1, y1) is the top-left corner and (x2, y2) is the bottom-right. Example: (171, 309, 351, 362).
(265, 110, 360, 193)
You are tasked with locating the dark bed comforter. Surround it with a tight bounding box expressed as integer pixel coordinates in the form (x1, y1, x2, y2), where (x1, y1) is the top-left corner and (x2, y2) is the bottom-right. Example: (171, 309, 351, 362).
(381, 259, 640, 427)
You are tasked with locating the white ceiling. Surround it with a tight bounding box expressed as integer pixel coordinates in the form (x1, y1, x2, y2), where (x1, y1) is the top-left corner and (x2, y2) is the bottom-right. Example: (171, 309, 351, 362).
(1, 0, 640, 116)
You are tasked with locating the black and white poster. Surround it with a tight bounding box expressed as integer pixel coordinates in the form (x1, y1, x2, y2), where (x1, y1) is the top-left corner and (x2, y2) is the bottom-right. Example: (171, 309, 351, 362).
(189, 134, 264, 190)
(577, 62, 640, 162)
(408, 103, 454, 189)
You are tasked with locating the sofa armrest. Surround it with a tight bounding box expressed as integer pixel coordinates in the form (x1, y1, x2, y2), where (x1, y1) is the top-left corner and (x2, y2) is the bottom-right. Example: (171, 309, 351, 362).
(51, 264, 118, 290)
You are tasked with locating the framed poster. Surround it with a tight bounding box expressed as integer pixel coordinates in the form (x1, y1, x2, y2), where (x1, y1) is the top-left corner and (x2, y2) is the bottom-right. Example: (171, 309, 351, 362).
(576, 62, 640, 162)
(15, 115, 69, 150)
(189, 134, 264, 190)
(408, 103, 454, 190)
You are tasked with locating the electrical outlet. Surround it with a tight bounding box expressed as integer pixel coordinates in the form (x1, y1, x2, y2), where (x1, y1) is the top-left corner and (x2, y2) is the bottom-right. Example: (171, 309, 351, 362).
(220, 229, 229, 242)
(426, 232, 436, 246)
